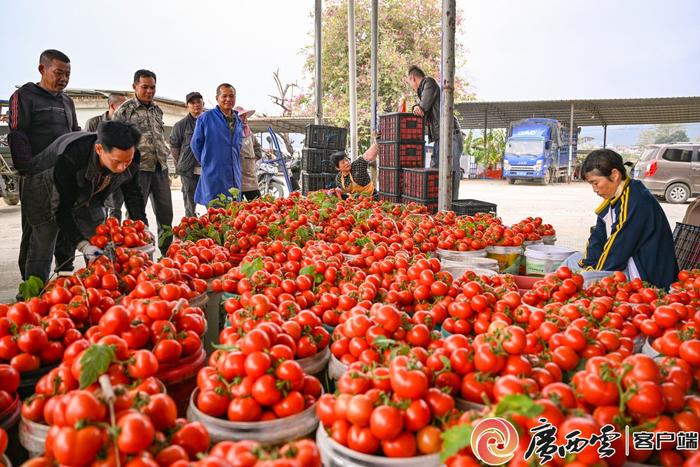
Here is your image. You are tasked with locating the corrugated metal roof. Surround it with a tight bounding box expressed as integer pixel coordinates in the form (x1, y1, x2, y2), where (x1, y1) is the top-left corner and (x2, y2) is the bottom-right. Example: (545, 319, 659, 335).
(63, 88, 187, 107)
(455, 96, 700, 129)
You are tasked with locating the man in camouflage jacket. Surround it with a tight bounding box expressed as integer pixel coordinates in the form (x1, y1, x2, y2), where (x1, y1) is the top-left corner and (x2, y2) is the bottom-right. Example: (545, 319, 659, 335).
(113, 69, 173, 255)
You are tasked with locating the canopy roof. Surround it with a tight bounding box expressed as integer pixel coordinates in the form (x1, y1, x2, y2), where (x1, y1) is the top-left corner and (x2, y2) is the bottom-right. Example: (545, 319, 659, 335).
(455, 96, 700, 129)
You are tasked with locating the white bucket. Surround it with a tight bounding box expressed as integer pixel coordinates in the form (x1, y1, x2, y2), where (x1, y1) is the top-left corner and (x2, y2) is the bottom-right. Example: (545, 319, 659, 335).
(641, 338, 660, 358)
(328, 354, 348, 381)
(187, 389, 319, 444)
(436, 248, 488, 262)
(542, 235, 557, 245)
(582, 271, 614, 288)
(440, 257, 499, 272)
(524, 245, 577, 276)
(19, 417, 49, 458)
(297, 347, 331, 375)
(316, 425, 441, 467)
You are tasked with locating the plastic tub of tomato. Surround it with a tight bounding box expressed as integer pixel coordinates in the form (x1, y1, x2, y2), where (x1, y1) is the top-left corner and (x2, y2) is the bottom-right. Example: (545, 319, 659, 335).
(18, 416, 48, 458)
(187, 389, 320, 444)
(297, 347, 331, 376)
(157, 345, 207, 416)
(328, 354, 348, 381)
(0, 394, 19, 432)
(436, 248, 487, 262)
(486, 245, 523, 274)
(442, 266, 496, 282)
(316, 426, 441, 467)
(440, 257, 499, 272)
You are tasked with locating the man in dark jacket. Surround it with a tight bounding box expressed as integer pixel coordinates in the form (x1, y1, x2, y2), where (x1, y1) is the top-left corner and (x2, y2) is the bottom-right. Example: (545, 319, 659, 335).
(23, 121, 149, 283)
(408, 65, 464, 200)
(8, 49, 81, 280)
(170, 92, 204, 217)
(85, 93, 128, 220)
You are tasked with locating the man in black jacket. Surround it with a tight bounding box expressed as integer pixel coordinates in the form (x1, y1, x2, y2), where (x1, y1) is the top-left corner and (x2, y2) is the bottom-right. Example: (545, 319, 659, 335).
(170, 91, 204, 217)
(8, 49, 81, 279)
(408, 65, 464, 200)
(23, 121, 150, 282)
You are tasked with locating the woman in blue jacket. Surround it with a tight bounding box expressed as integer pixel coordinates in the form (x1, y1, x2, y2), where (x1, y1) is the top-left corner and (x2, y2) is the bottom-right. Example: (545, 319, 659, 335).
(191, 83, 244, 206)
(571, 149, 678, 289)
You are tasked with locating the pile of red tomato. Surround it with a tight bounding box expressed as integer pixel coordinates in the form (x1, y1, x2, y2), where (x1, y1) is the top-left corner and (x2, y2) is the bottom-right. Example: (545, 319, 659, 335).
(89, 217, 151, 249)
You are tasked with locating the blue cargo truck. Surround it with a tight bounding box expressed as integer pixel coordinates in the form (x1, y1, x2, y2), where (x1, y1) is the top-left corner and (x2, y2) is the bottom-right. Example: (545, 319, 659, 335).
(502, 118, 578, 185)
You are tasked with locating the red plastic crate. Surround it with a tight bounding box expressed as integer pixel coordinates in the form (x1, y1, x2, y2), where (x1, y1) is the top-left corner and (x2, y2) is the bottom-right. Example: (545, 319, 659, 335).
(378, 168, 401, 195)
(378, 192, 401, 204)
(378, 142, 424, 168)
(402, 195, 438, 214)
(403, 168, 439, 199)
(379, 113, 424, 142)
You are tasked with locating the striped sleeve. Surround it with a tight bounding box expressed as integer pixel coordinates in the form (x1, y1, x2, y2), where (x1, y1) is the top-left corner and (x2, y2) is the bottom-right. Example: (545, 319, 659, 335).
(594, 186, 645, 272)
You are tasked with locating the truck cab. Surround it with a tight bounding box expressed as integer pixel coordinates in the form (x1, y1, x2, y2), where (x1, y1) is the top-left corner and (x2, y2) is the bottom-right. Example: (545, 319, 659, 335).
(503, 118, 577, 185)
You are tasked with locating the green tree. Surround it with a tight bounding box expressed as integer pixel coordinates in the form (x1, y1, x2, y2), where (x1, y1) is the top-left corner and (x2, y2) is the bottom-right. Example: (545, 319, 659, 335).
(464, 129, 505, 168)
(638, 124, 690, 146)
(296, 0, 473, 151)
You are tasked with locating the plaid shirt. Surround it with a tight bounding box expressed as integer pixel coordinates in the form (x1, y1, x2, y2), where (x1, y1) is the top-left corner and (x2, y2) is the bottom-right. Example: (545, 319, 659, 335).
(336, 157, 371, 188)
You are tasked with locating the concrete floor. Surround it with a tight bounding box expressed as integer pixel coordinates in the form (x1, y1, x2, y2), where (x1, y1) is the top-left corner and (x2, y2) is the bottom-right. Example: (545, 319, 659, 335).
(0, 179, 689, 303)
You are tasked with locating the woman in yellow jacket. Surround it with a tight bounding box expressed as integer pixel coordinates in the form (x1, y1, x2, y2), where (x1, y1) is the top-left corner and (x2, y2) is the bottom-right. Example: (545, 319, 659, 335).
(331, 142, 378, 196)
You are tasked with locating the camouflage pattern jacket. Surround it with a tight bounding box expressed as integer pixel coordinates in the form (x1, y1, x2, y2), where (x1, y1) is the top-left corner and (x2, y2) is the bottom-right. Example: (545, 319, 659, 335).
(113, 98, 169, 172)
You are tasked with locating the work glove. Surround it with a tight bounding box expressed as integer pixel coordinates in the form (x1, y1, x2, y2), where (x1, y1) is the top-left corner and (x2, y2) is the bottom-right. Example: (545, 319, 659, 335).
(77, 240, 103, 263)
(143, 230, 156, 244)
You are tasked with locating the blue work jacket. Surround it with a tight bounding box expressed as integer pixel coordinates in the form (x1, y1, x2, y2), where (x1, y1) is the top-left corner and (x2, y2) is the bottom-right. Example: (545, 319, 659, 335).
(191, 106, 244, 205)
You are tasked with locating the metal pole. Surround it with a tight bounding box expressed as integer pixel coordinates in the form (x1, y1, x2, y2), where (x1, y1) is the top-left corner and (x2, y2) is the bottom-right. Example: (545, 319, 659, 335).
(438, 0, 456, 211)
(370, 0, 378, 138)
(603, 124, 608, 149)
(314, 0, 323, 124)
(370, 0, 378, 187)
(348, 0, 358, 158)
(567, 103, 574, 182)
(483, 110, 488, 178)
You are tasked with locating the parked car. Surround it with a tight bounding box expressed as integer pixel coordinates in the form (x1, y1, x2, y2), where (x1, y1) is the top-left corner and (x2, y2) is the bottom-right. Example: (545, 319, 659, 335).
(633, 143, 700, 203)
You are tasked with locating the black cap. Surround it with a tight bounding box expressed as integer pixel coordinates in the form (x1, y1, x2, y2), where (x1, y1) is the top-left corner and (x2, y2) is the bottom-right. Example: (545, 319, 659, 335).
(185, 92, 203, 103)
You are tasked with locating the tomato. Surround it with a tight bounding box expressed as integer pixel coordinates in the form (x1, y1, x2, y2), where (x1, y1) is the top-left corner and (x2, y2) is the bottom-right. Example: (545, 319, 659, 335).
(244, 351, 272, 378)
(228, 397, 262, 422)
(403, 399, 431, 432)
(143, 393, 178, 431)
(252, 374, 282, 406)
(389, 357, 428, 399)
(50, 425, 104, 467)
(65, 391, 106, 426)
(416, 425, 441, 454)
(346, 394, 374, 427)
(155, 445, 189, 466)
(347, 425, 379, 455)
(171, 422, 211, 459)
(370, 405, 404, 441)
(273, 391, 305, 418)
(679, 339, 700, 366)
(127, 349, 159, 379)
(17, 327, 49, 354)
(381, 431, 417, 458)
(626, 381, 665, 418)
(0, 365, 20, 394)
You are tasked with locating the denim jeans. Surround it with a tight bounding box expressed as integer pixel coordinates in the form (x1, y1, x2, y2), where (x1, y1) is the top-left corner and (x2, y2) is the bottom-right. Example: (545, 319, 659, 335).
(431, 130, 464, 200)
(140, 170, 173, 255)
(25, 205, 106, 283)
(180, 174, 199, 217)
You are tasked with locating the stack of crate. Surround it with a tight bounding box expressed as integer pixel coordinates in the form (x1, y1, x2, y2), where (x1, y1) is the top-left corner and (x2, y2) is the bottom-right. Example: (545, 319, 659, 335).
(378, 113, 440, 213)
(302, 124, 348, 195)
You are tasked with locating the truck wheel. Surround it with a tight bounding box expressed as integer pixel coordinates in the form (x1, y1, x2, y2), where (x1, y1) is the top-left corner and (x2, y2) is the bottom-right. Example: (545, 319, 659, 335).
(507, 178, 516, 185)
(541, 169, 552, 185)
(665, 183, 690, 204)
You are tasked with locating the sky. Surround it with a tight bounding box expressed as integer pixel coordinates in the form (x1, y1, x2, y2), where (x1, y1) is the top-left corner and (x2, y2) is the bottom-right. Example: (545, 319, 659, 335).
(2, 0, 700, 145)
